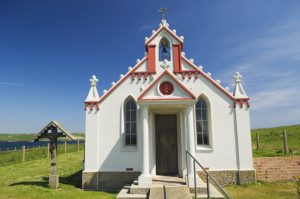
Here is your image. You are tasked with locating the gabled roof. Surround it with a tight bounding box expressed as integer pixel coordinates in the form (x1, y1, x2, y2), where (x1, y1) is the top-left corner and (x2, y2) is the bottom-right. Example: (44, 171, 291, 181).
(145, 21, 183, 46)
(98, 56, 148, 104)
(138, 69, 196, 101)
(34, 121, 78, 141)
(181, 56, 235, 101)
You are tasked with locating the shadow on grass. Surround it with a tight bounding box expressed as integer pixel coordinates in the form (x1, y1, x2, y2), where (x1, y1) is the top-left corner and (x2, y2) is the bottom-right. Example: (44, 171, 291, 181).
(10, 169, 82, 188)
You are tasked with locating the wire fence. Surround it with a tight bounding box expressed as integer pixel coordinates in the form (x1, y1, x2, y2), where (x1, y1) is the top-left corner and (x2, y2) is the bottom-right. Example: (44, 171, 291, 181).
(0, 141, 85, 167)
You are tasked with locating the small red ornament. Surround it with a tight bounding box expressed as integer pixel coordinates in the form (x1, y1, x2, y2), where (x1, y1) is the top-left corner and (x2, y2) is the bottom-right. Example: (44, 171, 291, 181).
(159, 81, 174, 95)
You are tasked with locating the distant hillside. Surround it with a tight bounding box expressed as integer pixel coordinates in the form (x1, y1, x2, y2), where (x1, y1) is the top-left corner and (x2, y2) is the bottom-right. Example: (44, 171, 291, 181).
(251, 124, 300, 157)
(0, 133, 85, 142)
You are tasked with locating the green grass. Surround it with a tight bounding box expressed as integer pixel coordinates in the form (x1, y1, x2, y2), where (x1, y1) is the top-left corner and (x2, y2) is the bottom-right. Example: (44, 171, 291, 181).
(0, 133, 85, 141)
(0, 144, 85, 166)
(0, 148, 298, 199)
(225, 181, 298, 199)
(251, 124, 300, 157)
(0, 134, 36, 141)
(0, 150, 116, 199)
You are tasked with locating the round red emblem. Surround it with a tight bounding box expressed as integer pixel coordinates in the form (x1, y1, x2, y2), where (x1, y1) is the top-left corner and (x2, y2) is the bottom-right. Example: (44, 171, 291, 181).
(159, 81, 174, 95)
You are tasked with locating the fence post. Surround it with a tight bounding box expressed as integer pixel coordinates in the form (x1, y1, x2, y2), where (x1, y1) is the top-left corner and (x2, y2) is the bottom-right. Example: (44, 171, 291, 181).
(283, 130, 289, 154)
(22, 145, 25, 163)
(256, 132, 260, 150)
(15, 147, 17, 151)
(77, 140, 80, 151)
(47, 143, 50, 158)
(64, 141, 67, 154)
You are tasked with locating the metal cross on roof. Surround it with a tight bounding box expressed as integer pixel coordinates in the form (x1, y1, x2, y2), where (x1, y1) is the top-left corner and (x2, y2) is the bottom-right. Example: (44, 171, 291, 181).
(159, 8, 168, 20)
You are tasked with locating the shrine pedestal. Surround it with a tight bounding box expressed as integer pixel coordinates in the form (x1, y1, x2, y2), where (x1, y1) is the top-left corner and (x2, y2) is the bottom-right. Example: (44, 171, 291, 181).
(49, 174, 59, 189)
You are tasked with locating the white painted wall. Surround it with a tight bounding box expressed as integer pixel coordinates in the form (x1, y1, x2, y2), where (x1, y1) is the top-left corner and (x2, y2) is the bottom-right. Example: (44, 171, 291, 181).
(84, 22, 253, 174)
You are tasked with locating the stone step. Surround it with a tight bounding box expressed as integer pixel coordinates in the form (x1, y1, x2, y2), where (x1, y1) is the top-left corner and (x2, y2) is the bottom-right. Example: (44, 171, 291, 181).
(116, 188, 148, 199)
(149, 185, 192, 199)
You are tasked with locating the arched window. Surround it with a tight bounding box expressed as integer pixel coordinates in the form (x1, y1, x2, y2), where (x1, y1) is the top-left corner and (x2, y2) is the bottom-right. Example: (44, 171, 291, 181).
(196, 98, 209, 145)
(159, 38, 170, 61)
(124, 99, 137, 146)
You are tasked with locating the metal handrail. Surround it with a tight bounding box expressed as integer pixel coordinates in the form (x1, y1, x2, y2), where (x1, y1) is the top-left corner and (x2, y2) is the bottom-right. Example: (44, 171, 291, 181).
(186, 150, 231, 199)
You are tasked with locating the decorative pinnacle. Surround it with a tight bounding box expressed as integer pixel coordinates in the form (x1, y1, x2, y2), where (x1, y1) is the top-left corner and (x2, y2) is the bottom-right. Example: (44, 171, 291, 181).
(90, 75, 98, 86)
(234, 72, 243, 83)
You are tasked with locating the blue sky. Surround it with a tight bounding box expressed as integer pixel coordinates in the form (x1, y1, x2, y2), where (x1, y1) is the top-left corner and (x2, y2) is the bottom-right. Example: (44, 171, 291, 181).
(0, 0, 299, 133)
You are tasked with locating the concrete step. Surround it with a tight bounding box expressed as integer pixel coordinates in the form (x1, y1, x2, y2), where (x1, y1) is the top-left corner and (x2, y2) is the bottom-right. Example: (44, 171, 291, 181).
(116, 188, 148, 199)
(130, 184, 151, 194)
(189, 184, 224, 199)
(149, 185, 192, 199)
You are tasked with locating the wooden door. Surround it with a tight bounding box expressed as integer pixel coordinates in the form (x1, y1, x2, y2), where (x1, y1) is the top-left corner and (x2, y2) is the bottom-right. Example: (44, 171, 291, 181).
(155, 114, 178, 175)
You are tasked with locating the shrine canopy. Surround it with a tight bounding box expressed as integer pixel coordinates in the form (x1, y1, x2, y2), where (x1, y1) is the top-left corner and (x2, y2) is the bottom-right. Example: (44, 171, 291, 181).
(34, 121, 79, 142)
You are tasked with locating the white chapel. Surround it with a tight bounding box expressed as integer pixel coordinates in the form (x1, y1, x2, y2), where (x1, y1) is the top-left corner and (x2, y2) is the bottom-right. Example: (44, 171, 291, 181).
(82, 19, 255, 192)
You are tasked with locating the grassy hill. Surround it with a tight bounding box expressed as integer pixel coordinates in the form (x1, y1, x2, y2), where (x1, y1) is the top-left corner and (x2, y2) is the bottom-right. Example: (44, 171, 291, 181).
(0, 133, 85, 141)
(251, 124, 300, 157)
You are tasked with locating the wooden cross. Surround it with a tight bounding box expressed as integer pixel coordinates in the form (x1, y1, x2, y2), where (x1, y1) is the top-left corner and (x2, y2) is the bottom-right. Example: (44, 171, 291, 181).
(159, 8, 168, 20)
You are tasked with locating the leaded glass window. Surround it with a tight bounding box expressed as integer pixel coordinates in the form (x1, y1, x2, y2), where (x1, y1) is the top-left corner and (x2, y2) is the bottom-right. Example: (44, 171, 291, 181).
(124, 99, 137, 146)
(196, 98, 209, 145)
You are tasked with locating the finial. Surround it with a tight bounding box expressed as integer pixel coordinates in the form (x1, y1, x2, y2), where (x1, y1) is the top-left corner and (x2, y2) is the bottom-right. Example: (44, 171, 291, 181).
(159, 8, 168, 20)
(207, 72, 211, 77)
(233, 71, 248, 98)
(189, 58, 194, 63)
(90, 75, 98, 86)
(198, 65, 203, 70)
(216, 79, 221, 84)
(152, 30, 156, 34)
(234, 71, 242, 83)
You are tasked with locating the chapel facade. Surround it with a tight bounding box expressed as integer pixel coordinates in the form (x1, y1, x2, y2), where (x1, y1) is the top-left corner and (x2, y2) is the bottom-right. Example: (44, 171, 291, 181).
(82, 19, 255, 191)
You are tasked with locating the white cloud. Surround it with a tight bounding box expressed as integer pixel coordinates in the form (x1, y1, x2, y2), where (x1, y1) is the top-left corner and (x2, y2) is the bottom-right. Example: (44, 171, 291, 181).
(219, 18, 300, 128)
(251, 87, 300, 111)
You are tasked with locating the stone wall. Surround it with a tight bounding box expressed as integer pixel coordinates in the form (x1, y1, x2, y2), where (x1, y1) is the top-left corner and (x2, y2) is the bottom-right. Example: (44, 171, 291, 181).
(82, 171, 141, 191)
(253, 156, 300, 182)
(197, 169, 256, 185)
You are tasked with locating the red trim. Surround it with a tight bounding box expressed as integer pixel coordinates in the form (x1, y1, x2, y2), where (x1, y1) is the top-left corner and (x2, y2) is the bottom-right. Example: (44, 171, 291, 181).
(180, 56, 235, 100)
(234, 98, 250, 108)
(98, 57, 148, 104)
(84, 101, 100, 110)
(147, 45, 156, 73)
(173, 44, 182, 72)
(138, 70, 196, 101)
(131, 57, 148, 72)
(145, 26, 183, 47)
